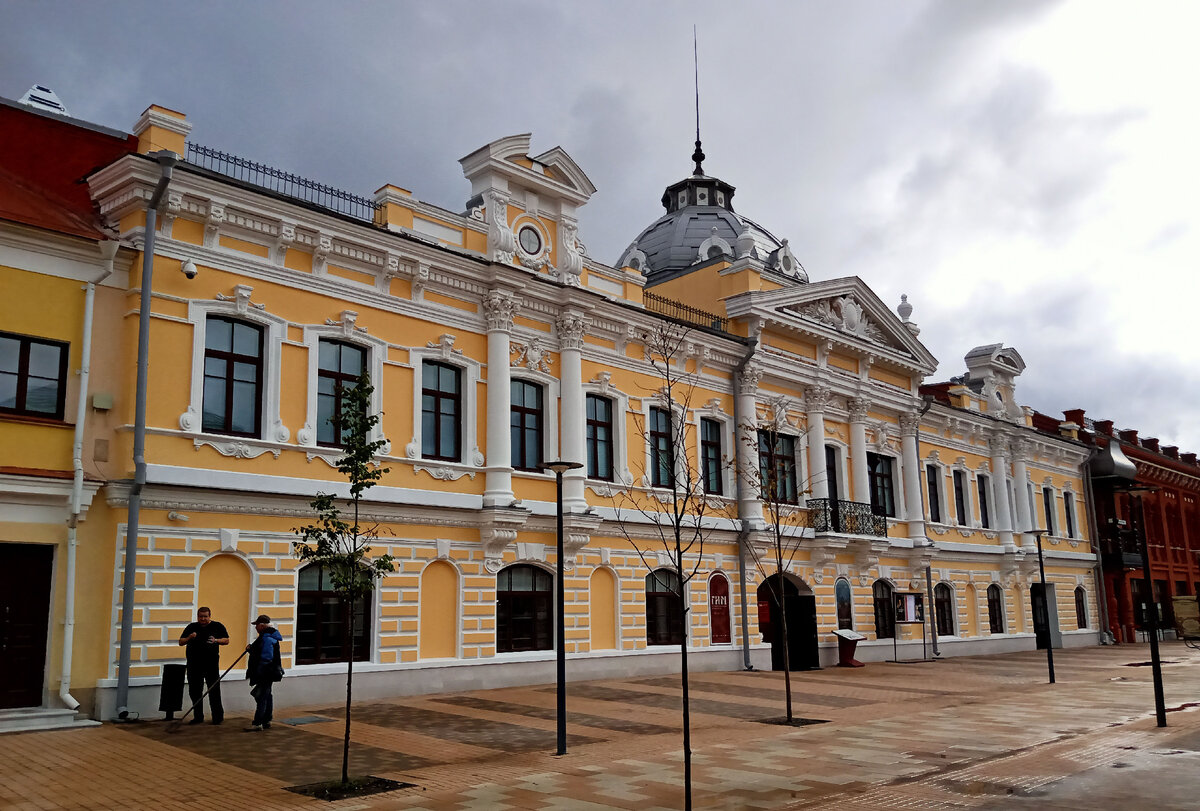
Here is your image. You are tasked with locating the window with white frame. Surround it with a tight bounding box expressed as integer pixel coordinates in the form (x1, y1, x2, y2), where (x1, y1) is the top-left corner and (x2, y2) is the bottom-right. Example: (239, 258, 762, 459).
(404, 341, 482, 469)
(758, 430, 798, 504)
(1063, 491, 1077, 538)
(977, 474, 992, 529)
(316, 340, 366, 447)
(952, 469, 969, 526)
(422, 361, 462, 461)
(867, 452, 897, 518)
(299, 322, 387, 451)
(926, 464, 944, 523)
(649, 406, 674, 488)
(510, 379, 544, 471)
(202, 316, 264, 437)
(700, 417, 723, 495)
(1042, 486, 1057, 535)
(586, 394, 614, 481)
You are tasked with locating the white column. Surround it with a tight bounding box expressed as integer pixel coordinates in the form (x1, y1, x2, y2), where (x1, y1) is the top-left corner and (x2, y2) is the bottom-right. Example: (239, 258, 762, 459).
(736, 363, 764, 526)
(1011, 437, 1034, 550)
(899, 410, 925, 541)
(557, 312, 588, 513)
(848, 397, 870, 504)
(989, 434, 1016, 551)
(805, 385, 831, 500)
(483, 290, 516, 507)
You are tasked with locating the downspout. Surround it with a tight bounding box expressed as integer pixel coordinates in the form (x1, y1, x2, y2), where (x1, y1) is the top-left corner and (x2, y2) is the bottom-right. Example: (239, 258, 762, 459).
(61, 239, 118, 711)
(733, 336, 759, 670)
(913, 396, 937, 656)
(1080, 445, 1113, 643)
(115, 151, 178, 719)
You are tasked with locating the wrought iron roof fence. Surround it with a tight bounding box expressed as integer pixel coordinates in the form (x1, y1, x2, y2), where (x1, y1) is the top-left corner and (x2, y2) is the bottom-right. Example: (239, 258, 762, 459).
(642, 290, 729, 333)
(807, 498, 889, 537)
(185, 142, 380, 222)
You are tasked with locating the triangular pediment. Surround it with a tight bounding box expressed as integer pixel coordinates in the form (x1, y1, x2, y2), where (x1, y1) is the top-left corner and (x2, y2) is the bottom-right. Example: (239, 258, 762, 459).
(728, 276, 938, 374)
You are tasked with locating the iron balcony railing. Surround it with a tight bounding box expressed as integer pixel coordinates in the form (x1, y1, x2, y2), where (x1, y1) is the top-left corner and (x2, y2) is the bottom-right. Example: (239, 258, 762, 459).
(643, 290, 729, 333)
(807, 498, 889, 537)
(185, 142, 380, 222)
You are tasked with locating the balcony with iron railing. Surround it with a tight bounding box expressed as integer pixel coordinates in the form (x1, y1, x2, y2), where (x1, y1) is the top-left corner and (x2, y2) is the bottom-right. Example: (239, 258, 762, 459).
(807, 498, 889, 537)
(642, 290, 729, 334)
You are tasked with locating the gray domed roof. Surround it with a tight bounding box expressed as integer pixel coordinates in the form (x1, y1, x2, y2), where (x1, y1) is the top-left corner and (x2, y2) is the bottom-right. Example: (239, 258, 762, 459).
(619, 171, 806, 283)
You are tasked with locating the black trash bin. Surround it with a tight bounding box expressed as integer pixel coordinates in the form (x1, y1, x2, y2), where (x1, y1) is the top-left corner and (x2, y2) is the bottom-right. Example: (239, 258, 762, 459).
(160, 663, 186, 719)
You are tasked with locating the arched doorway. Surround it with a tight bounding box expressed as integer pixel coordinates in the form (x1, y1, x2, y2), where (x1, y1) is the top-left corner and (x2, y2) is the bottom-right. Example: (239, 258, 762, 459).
(756, 573, 819, 671)
(197, 554, 251, 671)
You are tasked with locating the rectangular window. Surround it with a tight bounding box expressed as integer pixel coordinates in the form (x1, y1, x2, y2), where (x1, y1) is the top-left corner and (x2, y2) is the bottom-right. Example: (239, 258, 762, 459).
(1042, 487, 1056, 534)
(700, 418, 723, 494)
(316, 340, 366, 446)
(953, 470, 968, 525)
(757, 430, 798, 504)
(202, 316, 263, 436)
(1064, 493, 1076, 538)
(0, 331, 68, 420)
(649, 407, 673, 487)
(926, 465, 942, 523)
(585, 394, 613, 481)
(866, 452, 896, 517)
(421, 361, 461, 461)
(510, 380, 544, 471)
(977, 474, 991, 529)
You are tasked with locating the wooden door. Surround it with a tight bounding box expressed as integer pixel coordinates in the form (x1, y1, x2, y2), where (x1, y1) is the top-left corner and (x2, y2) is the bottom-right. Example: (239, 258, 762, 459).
(0, 543, 53, 709)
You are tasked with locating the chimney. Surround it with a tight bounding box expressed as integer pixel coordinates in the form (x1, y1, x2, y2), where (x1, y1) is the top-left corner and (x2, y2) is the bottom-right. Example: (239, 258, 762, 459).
(1118, 429, 1139, 444)
(1143, 437, 1160, 452)
(1095, 420, 1114, 436)
(1163, 446, 1179, 460)
(1182, 453, 1198, 466)
(1063, 408, 1086, 426)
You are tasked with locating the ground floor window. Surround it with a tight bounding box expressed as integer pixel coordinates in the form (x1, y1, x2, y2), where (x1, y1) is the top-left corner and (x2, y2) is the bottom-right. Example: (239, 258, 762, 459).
(296, 563, 371, 664)
(1075, 586, 1088, 629)
(873, 580, 895, 639)
(496, 564, 553, 653)
(835, 578, 854, 630)
(646, 569, 684, 646)
(987, 583, 1005, 634)
(934, 583, 955, 636)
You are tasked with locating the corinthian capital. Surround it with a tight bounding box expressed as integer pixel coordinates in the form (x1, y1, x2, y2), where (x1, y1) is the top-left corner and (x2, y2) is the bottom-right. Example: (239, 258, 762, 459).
(848, 397, 870, 423)
(804, 384, 833, 412)
(556, 312, 587, 351)
(483, 290, 517, 333)
(737, 362, 763, 396)
(898, 411, 921, 436)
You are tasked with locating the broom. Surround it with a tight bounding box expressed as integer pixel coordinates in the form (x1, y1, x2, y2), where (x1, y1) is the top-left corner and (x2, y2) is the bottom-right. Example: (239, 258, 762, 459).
(166, 648, 249, 733)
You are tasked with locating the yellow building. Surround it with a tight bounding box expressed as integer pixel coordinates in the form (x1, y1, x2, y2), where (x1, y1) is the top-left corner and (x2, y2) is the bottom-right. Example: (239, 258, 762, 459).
(0, 92, 1099, 725)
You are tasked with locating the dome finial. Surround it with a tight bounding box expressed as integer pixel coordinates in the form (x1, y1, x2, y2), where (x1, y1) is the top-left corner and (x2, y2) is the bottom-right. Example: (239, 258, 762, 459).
(692, 26, 705, 176)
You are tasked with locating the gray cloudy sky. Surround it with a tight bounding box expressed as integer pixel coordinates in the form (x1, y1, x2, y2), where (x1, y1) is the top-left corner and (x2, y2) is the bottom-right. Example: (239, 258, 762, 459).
(5, 1, 1197, 451)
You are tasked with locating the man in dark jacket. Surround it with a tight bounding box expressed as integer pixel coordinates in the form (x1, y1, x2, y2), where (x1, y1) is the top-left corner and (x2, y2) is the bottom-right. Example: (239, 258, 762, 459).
(177, 607, 229, 724)
(245, 614, 283, 732)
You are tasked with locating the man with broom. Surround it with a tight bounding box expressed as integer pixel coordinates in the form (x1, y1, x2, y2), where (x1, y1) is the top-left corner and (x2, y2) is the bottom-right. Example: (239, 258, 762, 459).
(177, 607, 229, 725)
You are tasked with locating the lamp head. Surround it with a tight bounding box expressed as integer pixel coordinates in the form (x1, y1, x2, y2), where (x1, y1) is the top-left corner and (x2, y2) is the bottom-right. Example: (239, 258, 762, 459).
(541, 460, 583, 475)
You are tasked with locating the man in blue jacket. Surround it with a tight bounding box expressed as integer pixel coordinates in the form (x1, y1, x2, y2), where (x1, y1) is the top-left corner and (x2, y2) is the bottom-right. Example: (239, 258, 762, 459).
(245, 614, 283, 731)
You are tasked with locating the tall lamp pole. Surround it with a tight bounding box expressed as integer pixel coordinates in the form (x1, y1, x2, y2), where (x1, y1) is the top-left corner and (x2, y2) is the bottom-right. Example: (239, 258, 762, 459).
(542, 460, 583, 755)
(1130, 488, 1167, 727)
(1030, 529, 1055, 684)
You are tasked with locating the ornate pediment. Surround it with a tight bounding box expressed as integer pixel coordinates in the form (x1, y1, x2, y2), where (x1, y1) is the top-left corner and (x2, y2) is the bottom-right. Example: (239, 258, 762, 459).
(790, 295, 895, 348)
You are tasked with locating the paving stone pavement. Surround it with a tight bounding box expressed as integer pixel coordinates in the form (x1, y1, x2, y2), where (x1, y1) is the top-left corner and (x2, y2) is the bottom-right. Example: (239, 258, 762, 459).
(1, 642, 1198, 810)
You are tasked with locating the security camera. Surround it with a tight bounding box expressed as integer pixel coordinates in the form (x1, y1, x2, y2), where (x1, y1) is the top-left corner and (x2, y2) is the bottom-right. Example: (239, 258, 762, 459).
(181, 259, 198, 280)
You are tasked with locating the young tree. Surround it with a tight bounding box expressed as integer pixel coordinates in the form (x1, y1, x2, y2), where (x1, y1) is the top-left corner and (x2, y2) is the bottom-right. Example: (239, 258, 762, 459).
(293, 372, 394, 785)
(606, 323, 734, 811)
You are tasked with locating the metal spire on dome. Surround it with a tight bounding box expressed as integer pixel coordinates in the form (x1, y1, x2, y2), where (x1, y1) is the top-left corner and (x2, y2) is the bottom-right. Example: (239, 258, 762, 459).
(692, 26, 705, 176)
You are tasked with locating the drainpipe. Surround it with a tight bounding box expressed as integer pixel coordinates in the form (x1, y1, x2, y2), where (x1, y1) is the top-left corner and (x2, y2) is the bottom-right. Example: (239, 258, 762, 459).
(1080, 445, 1113, 644)
(115, 151, 177, 720)
(732, 336, 758, 670)
(61, 240, 118, 712)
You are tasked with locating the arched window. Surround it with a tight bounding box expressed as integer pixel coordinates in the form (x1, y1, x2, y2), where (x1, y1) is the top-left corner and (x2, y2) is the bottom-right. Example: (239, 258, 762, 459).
(646, 569, 684, 646)
(496, 564, 552, 653)
(835, 578, 854, 630)
(873, 580, 895, 639)
(935, 583, 955, 636)
(1075, 586, 1088, 629)
(709, 572, 731, 644)
(987, 584, 1005, 634)
(296, 563, 370, 665)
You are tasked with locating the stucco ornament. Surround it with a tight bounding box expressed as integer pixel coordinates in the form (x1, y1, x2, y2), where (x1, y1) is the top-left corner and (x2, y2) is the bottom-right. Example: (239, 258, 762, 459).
(484, 190, 516, 264)
(556, 217, 583, 285)
(510, 339, 552, 373)
(799, 295, 887, 344)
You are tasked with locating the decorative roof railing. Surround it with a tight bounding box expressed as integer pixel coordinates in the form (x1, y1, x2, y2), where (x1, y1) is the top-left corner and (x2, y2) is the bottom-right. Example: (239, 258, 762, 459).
(184, 142, 380, 222)
(642, 290, 729, 333)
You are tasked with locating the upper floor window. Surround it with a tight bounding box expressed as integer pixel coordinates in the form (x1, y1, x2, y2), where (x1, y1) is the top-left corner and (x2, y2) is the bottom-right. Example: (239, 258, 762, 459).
(649, 407, 674, 487)
(202, 316, 263, 436)
(0, 331, 67, 420)
(757, 430, 798, 504)
(1042, 486, 1057, 534)
(421, 361, 461, 461)
(586, 394, 614, 481)
(926, 465, 943, 523)
(511, 380, 544, 471)
(700, 418, 723, 495)
(866, 452, 896, 517)
(977, 474, 992, 529)
(953, 470, 968, 525)
(1064, 492, 1077, 538)
(317, 340, 365, 447)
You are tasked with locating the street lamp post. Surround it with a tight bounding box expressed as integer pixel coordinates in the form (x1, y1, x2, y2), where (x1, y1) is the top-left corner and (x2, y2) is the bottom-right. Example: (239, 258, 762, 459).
(1130, 488, 1167, 727)
(542, 460, 583, 755)
(1030, 529, 1056, 684)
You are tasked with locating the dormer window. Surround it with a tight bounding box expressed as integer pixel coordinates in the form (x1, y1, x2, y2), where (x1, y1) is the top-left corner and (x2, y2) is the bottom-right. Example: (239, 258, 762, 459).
(715, 190, 725, 206)
(696, 188, 709, 205)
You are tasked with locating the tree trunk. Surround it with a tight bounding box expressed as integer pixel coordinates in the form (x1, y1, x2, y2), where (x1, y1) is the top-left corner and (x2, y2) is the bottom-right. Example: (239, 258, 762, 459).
(774, 528, 793, 722)
(676, 551, 692, 811)
(342, 594, 354, 784)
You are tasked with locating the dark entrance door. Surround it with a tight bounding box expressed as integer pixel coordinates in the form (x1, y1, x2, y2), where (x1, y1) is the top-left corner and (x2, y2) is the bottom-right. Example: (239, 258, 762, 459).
(0, 543, 54, 709)
(825, 446, 842, 532)
(757, 575, 820, 671)
(1031, 583, 1051, 650)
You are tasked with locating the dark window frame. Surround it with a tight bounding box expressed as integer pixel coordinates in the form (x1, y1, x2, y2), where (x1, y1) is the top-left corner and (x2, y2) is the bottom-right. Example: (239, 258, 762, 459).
(585, 393, 614, 481)
(1074, 586, 1088, 629)
(510, 379, 544, 472)
(316, 339, 367, 447)
(649, 406, 674, 488)
(1042, 486, 1057, 534)
(646, 568, 684, 646)
(977, 474, 992, 529)
(953, 470, 968, 525)
(934, 582, 955, 636)
(757, 430, 798, 504)
(866, 452, 896, 517)
(926, 465, 943, 523)
(295, 563, 371, 665)
(835, 578, 854, 630)
(421, 360, 462, 462)
(873, 579, 896, 639)
(202, 316, 264, 437)
(700, 417, 723, 495)
(496, 564, 554, 653)
(987, 584, 1005, 633)
(1064, 492, 1076, 538)
(0, 330, 69, 420)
